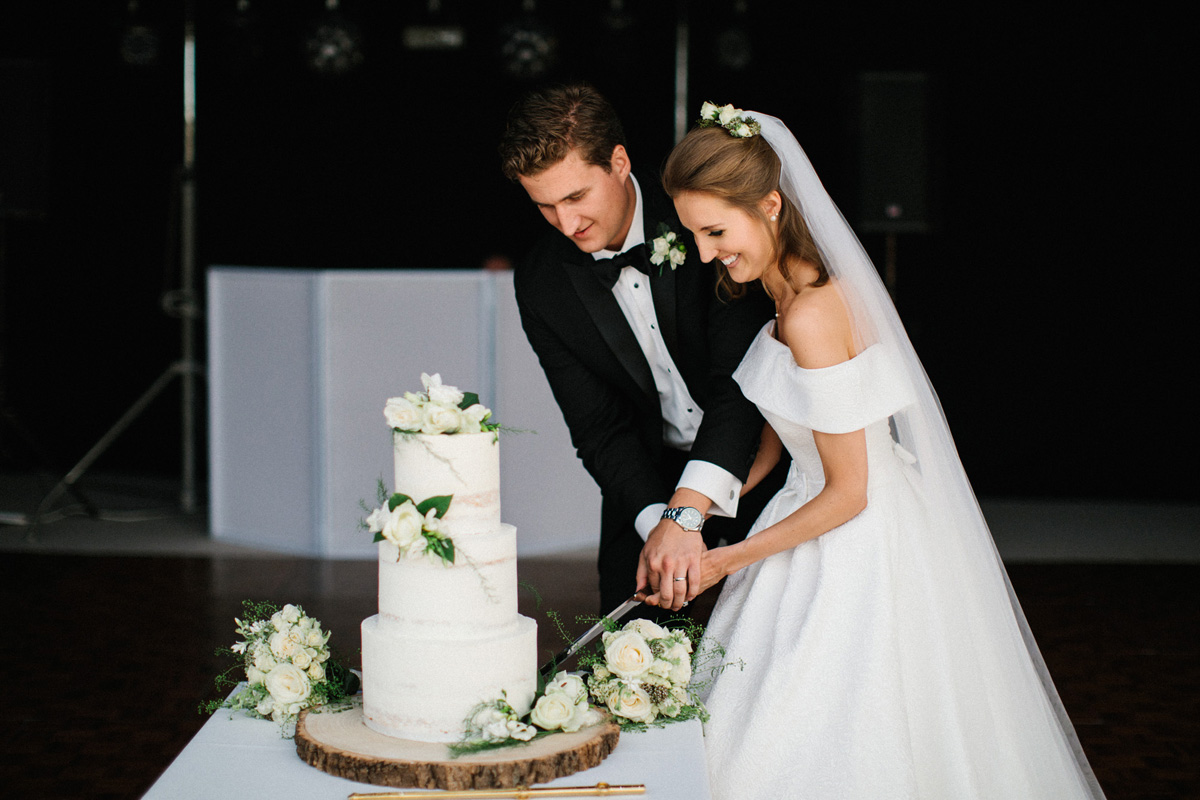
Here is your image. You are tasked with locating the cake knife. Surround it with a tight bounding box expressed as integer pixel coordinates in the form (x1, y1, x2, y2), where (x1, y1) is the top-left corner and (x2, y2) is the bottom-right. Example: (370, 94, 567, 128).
(538, 589, 646, 677)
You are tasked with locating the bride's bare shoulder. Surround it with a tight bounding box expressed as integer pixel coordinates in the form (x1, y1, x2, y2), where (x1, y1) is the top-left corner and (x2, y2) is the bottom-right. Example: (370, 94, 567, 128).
(778, 282, 855, 370)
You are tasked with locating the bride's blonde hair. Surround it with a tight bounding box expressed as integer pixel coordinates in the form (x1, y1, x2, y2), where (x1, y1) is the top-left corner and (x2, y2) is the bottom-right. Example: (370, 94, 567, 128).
(662, 126, 827, 300)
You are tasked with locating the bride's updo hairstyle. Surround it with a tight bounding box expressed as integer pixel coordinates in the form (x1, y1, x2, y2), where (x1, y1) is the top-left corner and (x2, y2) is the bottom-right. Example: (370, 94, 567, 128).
(662, 125, 827, 300)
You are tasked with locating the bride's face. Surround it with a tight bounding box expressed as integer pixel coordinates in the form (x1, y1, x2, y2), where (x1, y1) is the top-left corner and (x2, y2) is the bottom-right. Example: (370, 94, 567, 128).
(673, 190, 778, 284)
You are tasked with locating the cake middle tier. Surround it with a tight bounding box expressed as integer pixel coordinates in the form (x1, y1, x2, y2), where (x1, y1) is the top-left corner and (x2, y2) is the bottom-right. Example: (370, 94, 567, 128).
(360, 613, 538, 743)
(378, 524, 520, 633)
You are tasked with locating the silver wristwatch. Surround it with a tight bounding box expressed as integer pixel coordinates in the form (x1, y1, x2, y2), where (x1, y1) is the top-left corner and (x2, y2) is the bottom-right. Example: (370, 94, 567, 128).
(662, 506, 704, 532)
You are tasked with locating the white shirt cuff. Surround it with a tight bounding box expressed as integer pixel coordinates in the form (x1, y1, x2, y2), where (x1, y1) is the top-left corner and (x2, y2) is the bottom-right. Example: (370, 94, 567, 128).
(635, 503, 668, 541)
(677, 460, 742, 519)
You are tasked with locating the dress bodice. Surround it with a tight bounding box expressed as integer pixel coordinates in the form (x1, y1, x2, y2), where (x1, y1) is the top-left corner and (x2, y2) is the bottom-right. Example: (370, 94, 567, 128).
(732, 321, 917, 497)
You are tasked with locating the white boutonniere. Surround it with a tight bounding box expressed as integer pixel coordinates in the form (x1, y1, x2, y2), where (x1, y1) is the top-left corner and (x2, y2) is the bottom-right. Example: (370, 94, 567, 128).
(649, 223, 687, 272)
(697, 101, 760, 138)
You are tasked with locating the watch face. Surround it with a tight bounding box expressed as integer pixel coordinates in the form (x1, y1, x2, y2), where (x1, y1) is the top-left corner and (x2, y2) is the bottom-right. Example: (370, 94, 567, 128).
(677, 507, 702, 530)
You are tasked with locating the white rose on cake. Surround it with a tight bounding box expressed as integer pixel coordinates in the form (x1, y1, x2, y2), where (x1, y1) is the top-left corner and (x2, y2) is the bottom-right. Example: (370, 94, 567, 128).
(459, 403, 491, 434)
(364, 505, 392, 536)
(384, 396, 422, 431)
(381, 500, 424, 549)
(421, 372, 465, 408)
(420, 402, 462, 435)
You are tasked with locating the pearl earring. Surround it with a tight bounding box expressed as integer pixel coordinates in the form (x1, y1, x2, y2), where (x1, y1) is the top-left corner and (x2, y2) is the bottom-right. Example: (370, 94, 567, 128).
(770, 214, 778, 222)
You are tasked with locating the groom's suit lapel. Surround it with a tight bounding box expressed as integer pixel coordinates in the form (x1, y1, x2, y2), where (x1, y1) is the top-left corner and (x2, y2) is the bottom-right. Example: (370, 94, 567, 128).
(643, 183, 681, 362)
(562, 251, 656, 399)
(557, 176, 689, 403)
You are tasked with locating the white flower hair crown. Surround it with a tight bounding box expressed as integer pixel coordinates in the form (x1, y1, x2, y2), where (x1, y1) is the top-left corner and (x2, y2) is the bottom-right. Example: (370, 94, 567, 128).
(697, 102, 760, 138)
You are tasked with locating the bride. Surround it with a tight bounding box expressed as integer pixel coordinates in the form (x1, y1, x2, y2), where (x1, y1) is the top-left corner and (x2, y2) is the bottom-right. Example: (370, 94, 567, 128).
(644, 105, 1106, 799)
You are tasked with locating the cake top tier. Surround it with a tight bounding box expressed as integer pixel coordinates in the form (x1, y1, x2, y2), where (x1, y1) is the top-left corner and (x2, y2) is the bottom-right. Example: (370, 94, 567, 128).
(383, 372, 499, 437)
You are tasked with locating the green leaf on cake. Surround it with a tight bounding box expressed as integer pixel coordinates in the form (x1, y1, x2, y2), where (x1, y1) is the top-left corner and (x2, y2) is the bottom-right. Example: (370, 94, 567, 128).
(387, 493, 413, 511)
(425, 533, 455, 564)
(416, 494, 453, 518)
(459, 392, 480, 410)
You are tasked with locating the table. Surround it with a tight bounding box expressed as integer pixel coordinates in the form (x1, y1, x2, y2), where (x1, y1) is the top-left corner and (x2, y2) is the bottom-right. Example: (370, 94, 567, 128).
(144, 706, 711, 799)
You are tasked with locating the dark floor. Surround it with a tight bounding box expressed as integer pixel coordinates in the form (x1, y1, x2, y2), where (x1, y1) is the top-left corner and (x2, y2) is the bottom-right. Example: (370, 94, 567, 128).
(0, 550, 1195, 800)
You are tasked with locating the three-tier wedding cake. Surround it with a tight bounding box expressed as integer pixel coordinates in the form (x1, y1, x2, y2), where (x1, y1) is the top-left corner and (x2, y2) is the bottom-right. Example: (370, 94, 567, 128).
(360, 376, 538, 743)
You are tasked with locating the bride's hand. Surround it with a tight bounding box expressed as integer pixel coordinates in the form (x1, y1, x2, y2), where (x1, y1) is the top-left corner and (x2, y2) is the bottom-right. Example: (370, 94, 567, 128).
(696, 547, 732, 595)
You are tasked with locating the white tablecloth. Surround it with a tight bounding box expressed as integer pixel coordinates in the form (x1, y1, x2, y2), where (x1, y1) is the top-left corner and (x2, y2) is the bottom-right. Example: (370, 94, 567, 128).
(144, 706, 711, 799)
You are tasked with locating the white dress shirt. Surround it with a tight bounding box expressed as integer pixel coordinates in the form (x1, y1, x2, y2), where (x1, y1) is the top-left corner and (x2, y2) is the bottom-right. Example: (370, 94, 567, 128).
(593, 176, 742, 539)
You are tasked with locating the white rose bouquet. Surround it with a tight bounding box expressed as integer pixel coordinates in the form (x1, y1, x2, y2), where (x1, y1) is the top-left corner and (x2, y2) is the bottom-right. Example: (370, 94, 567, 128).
(201, 600, 358, 735)
(384, 373, 499, 436)
(582, 619, 705, 728)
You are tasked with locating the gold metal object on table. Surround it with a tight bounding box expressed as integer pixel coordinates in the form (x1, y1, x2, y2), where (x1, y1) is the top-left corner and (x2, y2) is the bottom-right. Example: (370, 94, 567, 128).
(348, 782, 646, 799)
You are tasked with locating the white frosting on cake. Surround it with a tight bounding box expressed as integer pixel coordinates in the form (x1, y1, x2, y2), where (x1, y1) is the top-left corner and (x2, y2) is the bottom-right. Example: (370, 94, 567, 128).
(361, 431, 538, 743)
(361, 615, 538, 741)
(391, 431, 501, 536)
(377, 525, 519, 633)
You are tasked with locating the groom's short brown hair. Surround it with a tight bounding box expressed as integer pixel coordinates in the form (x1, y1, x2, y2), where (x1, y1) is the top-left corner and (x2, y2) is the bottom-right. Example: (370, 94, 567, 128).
(499, 84, 627, 181)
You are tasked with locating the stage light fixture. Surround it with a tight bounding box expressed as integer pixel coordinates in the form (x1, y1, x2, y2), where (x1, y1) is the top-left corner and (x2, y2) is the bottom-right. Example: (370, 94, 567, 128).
(119, 0, 161, 67)
(302, 0, 364, 76)
(219, 0, 265, 68)
(715, 0, 752, 72)
(603, 0, 636, 34)
(403, 0, 466, 51)
(498, 1, 558, 79)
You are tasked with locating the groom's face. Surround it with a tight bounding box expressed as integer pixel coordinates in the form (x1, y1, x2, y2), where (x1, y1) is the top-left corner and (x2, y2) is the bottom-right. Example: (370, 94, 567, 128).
(518, 146, 635, 254)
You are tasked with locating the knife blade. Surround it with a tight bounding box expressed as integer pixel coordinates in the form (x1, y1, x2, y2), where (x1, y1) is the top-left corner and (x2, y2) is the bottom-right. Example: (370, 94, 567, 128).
(538, 589, 646, 677)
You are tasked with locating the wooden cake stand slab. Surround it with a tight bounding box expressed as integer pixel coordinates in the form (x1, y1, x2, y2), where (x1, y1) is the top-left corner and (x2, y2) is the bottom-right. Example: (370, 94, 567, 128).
(295, 698, 621, 790)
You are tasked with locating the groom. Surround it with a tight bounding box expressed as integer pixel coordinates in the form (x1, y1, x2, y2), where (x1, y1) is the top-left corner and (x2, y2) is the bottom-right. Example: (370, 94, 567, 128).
(499, 84, 783, 615)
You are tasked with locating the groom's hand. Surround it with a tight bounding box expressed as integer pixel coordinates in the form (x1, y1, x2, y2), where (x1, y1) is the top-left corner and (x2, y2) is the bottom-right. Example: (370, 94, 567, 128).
(638, 519, 706, 611)
(636, 488, 712, 611)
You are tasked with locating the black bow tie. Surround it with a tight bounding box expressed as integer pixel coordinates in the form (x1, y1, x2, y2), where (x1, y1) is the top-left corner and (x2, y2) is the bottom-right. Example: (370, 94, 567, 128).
(591, 243, 651, 289)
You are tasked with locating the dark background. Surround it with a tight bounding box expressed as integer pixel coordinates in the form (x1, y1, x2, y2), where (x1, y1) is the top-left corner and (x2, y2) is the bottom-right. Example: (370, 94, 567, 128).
(0, 2, 1192, 503)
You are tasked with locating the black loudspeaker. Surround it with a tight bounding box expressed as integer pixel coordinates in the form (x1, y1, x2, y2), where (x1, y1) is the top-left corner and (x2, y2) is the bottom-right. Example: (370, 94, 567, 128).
(855, 71, 933, 234)
(0, 59, 50, 220)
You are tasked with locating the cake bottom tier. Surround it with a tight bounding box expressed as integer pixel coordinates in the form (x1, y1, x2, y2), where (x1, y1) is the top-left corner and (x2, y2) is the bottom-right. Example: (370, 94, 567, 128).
(361, 614, 538, 743)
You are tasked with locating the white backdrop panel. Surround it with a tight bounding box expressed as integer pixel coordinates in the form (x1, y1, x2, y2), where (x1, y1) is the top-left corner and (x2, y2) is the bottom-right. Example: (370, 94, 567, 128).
(208, 269, 319, 554)
(319, 271, 488, 557)
(494, 271, 602, 556)
(208, 267, 601, 558)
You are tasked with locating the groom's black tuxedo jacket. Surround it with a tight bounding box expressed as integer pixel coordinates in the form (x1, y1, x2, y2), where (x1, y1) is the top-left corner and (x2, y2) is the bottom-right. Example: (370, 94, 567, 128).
(514, 174, 779, 609)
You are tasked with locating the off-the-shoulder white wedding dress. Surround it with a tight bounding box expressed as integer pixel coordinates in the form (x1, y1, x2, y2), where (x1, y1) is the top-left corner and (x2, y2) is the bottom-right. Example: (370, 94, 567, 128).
(700, 321, 1100, 800)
